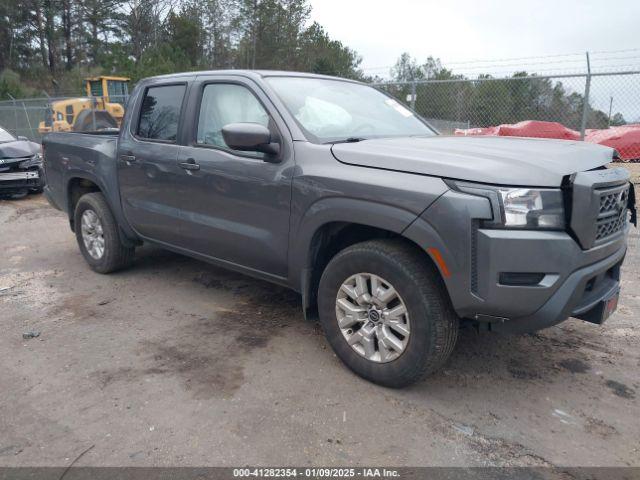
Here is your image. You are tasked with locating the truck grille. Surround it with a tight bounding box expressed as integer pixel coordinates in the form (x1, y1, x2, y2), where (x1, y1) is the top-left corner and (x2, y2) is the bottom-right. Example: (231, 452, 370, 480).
(595, 185, 629, 241)
(569, 168, 631, 250)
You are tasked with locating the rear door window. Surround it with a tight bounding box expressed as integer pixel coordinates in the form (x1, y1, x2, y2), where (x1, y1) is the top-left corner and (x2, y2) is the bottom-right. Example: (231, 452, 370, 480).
(137, 84, 186, 142)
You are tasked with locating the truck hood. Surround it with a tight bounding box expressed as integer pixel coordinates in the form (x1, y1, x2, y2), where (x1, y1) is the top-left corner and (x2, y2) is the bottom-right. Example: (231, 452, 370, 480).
(0, 140, 40, 160)
(331, 136, 614, 186)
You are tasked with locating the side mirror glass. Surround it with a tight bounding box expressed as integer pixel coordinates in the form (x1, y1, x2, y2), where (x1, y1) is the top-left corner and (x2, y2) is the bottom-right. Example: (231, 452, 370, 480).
(221, 123, 280, 158)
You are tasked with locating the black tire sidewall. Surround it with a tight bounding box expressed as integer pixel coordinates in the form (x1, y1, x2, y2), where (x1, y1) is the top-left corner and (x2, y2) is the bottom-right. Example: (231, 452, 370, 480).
(318, 246, 441, 387)
(74, 194, 121, 273)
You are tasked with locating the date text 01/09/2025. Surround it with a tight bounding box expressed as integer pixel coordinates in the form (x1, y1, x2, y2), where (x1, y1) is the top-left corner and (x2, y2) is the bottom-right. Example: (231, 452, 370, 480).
(232, 468, 400, 478)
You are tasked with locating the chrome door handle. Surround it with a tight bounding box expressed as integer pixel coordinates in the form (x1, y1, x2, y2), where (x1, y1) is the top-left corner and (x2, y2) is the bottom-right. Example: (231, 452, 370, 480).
(120, 154, 136, 164)
(179, 159, 200, 171)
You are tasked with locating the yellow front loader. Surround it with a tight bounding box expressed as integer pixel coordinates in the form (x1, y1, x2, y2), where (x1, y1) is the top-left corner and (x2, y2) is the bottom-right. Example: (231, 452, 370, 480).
(38, 76, 130, 134)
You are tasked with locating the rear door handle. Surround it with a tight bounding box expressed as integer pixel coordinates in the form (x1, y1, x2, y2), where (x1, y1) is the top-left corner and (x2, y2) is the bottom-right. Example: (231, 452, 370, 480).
(179, 158, 200, 171)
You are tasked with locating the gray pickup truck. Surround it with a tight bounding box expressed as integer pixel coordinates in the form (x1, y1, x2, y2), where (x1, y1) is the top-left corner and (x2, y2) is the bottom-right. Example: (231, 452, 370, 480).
(42, 71, 635, 387)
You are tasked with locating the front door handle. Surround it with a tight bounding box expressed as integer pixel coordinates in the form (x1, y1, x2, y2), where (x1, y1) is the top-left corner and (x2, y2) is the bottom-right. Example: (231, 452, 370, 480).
(179, 158, 200, 171)
(120, 154, 136, 165)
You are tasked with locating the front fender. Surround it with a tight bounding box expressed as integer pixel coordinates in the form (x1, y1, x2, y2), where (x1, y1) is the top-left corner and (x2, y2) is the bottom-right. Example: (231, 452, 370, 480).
(407, 190, 494, 319)
(289, 197, 420, 290)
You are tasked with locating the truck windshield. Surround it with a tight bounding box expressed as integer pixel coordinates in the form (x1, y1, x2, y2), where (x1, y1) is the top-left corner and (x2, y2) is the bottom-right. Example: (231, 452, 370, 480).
(265, 77, 436, 143)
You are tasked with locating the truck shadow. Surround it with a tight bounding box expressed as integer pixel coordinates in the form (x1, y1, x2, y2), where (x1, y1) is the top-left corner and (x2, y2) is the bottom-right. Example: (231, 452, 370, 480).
(120, 244, 616, 395)
(98, 244, 305, 399)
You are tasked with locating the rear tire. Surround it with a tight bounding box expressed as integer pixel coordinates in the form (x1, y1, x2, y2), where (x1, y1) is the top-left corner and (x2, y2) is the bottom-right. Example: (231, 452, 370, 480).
(74, 192, 135, 273)
(318, 239, 458, 388)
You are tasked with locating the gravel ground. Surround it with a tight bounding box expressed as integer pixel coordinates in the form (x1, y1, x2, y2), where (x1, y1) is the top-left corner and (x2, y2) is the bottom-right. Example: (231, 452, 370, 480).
(622, 162, 640, 185)
(1, 180, 639, 468)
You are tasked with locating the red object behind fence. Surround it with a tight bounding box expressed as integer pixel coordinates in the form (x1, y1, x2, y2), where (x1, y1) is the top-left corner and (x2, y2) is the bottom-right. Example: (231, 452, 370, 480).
(455, 120, 640, 161)
(455, 120, 581, 140)
(585, 125, 640, 162)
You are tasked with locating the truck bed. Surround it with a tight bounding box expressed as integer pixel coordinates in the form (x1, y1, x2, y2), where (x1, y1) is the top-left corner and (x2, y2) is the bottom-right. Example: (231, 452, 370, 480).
(42, 131, 120, 217)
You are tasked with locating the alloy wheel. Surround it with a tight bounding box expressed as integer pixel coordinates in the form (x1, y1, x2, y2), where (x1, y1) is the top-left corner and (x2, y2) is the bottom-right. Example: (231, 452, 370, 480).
(335, 273, 410, 363)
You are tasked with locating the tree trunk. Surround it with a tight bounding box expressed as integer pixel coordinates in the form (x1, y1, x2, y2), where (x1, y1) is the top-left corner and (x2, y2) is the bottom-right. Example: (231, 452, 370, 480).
(43, 0, 56, 73)
(62, 0, 73, 69)
(250, 0, 257, 69)
(33, 1, 48, 69)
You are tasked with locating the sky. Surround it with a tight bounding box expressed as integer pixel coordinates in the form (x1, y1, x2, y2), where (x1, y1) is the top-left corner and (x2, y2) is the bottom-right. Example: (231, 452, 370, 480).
(308, 0, 640, 120)
(308, 0, 640, 76)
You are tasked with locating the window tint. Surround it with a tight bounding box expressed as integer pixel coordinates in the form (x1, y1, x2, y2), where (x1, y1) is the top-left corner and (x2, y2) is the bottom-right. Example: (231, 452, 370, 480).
(197, 84, 269, 149)
(138, 85, 185, 141)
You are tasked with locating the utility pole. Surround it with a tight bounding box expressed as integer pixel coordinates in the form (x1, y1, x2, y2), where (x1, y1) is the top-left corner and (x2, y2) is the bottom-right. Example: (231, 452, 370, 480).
(607, 96, 613, 127)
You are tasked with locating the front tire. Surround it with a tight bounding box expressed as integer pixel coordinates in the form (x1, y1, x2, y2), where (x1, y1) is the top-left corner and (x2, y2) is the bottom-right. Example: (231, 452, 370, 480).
(318, 239, 458, 388)
(74, 192, 135, 273)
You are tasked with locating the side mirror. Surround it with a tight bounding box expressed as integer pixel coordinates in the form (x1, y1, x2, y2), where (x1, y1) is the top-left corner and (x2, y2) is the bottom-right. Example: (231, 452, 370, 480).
(222, 123, 280, 158)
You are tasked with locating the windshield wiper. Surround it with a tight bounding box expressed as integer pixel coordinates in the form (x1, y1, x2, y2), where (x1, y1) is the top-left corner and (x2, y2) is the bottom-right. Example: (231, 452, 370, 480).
(326, 137, 366, 145)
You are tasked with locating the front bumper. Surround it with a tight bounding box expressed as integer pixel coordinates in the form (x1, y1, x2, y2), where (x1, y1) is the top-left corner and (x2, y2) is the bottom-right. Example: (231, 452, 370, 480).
(0, 169, 43, 194)
(489, 243, 625, 333)
(404, 189, 630, 333)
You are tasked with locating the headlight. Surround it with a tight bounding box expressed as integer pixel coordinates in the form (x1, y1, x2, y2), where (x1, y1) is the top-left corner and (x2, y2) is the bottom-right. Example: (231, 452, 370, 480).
(498, 188, 565, 229)
(448, 180, 566, 230)
(19, 153, 43, 169)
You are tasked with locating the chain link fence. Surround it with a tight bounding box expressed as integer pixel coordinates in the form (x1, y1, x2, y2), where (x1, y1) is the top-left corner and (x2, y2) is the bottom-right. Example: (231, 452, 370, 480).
(1, 70, 639, 160)
(376, 70, 640, 161)
(0, 95, 129, 143)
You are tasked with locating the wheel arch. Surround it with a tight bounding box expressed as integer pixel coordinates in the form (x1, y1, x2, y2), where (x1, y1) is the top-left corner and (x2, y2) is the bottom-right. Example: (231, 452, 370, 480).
(65, 174, 140, 248)
(66, 175, 103, 231)
(293, 199, 451, 320)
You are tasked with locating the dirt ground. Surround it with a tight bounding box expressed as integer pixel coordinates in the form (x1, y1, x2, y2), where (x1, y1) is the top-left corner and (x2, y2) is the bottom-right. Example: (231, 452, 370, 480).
(623, 162, 640, 185)
(1, 172, 639, 467)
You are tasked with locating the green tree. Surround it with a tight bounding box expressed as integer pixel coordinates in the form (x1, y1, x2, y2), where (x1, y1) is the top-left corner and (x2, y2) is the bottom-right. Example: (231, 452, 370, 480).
(166, 7, 203, 67)
(2, 0, 366, 98)
(298, 22, 362, 78)
(610, 112, 626, 126)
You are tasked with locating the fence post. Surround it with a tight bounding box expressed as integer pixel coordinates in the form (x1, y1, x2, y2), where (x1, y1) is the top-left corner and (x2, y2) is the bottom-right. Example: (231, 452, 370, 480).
(92, 96, 97, 131)
(580, 52, 591, 140)
(21, 100, 34, 140)
(410, 81, 417, 111)
(8, 94, 18, 136)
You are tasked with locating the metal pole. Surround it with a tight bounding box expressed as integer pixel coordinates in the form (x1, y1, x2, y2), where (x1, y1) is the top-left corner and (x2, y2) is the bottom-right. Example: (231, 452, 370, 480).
(607, 96, 613, 127)
(8, 94, 18, 137)
(410, 81, 417, 111)
(21, 101, 34, 140)
(580, 52, 591, 140)
(92, 96, 96, 131)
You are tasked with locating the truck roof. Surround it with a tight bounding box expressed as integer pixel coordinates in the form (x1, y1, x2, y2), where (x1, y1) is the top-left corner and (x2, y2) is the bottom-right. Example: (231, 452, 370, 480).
(143, 69, 362, 84)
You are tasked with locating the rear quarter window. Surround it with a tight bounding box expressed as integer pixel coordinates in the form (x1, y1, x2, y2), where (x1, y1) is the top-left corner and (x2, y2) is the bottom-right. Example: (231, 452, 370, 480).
(137, 84, 186, 142)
